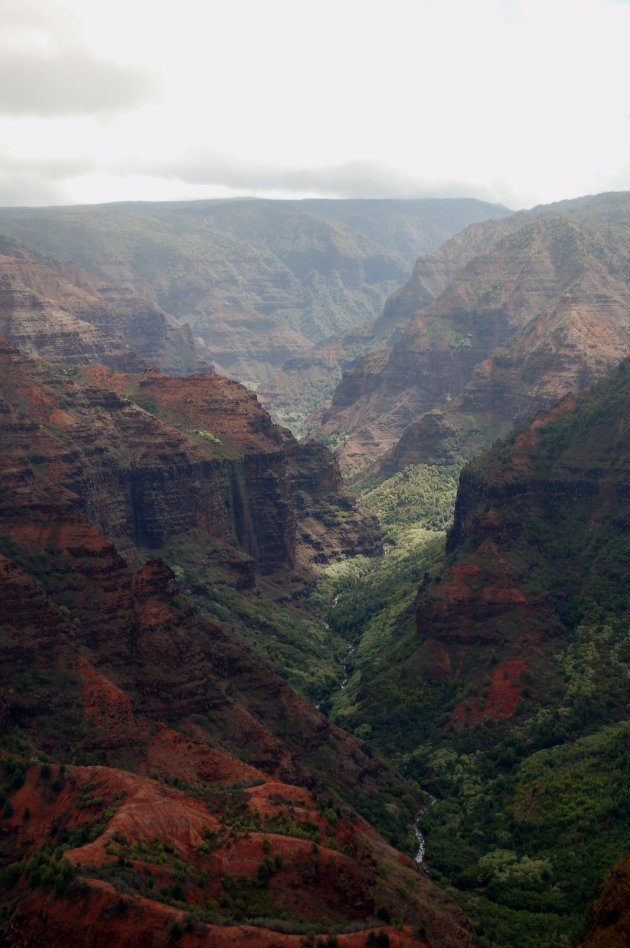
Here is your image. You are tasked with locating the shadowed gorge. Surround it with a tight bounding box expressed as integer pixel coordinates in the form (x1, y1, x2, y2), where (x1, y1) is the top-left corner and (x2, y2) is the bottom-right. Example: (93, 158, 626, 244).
(324, 357, 630, 946)
(0, 336, 470, 947)
(4, 192, 630, 947)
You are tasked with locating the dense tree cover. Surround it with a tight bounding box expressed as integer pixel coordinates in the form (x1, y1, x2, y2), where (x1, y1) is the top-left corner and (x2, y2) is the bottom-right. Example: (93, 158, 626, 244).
(151, 402, 630, 946)
(312, 366, 630, 946)
(357, 463, 461, 543)
(322, 565, 630, 945)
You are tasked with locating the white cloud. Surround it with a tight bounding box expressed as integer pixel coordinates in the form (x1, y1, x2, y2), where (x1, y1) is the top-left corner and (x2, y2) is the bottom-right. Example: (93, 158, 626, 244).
(0, 0, 629, 207)
(0, 52, 161, 117)
(0, 0, 161, 117)
(0, 150, 94, 205)
(112, 148, 515, 205)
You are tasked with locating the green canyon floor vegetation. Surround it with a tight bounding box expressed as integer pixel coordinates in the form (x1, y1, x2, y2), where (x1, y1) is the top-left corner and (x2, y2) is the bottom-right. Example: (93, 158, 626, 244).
(315, 386, 630, 947)
(154, 463, 461, 854)
(157, 448, 630, 947)
(161, 463, 461, 712)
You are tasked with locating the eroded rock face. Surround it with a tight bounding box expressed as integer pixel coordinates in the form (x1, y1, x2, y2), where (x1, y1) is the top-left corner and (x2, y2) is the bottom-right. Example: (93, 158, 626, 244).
(0, 238, 198, 375)
(574, 854, 630, 947)
(0, 340, 471, 947)
(412, 358, 630, 727)
(0, 341, 379, 582)
(0, 197, 511, 411)
(258, 216, 507, 433)
(314, 201, 630, 475)
(0, 541, 472, 947)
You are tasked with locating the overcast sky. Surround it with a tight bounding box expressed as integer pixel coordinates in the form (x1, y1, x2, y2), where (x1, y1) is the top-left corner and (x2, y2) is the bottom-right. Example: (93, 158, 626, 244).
(1, 0, 630, 210)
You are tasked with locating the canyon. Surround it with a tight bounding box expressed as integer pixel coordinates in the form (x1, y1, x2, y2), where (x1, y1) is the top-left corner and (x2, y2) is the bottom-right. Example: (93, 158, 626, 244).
(311, 193, 630, 477)
(328, 355, 630, 946)
(0, 336, 469, 946)
(3, 192, 630, 946)
(0, 197, 508, 391)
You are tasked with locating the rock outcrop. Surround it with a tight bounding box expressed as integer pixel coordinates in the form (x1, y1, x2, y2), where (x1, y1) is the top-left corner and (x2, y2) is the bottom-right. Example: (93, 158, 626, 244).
(574, 854, 630, 947)
(0, 340, 379, 584)
(0, 341, 470, 947)
(312, 194, 630, 475)
(411, 357, 630, 726)
(0, 236, 198, 375)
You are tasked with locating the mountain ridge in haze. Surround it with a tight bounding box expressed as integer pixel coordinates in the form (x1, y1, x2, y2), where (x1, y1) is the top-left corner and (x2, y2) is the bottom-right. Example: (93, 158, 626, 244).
(0, 197, 511, 389)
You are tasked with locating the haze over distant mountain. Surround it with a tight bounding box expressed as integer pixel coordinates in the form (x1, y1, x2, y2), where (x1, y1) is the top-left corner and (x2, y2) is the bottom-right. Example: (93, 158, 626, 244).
(0, 236, 199, 375)
(6, 190, 630, 947)
(0, 197, 510, 388)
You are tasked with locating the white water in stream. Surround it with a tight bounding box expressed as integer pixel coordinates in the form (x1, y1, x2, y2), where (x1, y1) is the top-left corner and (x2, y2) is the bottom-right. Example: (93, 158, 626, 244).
(325, 599, 435, 867)
(413, 795, 436, 865)
(325, 581, 437, 867)
(339, 641, 355, 690)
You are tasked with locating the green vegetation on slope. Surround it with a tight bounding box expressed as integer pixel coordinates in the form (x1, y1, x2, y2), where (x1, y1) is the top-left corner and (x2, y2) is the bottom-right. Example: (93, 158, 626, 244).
(357, 463, 461, 543)
(164, 535, 352, 706)
(318, 576, 630, 945)
(149, 463, 462, 855)
(307, 362, 630, 946)
(316, 463, 460, 730)
(413, 686, 630, 947)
